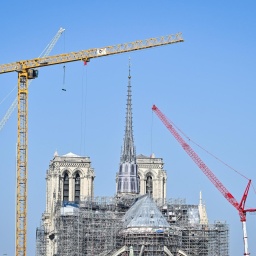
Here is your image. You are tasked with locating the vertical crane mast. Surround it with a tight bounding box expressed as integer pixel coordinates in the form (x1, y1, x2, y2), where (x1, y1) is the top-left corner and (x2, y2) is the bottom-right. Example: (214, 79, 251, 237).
(15, 28, 65, 256)
(152, 104, 256, 256)
(16, 71, 29, 255)
(0, 33, 184, 256)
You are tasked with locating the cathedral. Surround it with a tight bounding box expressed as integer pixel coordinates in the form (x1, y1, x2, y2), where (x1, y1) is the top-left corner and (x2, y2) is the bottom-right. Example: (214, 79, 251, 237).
(36, 64, 229, 256)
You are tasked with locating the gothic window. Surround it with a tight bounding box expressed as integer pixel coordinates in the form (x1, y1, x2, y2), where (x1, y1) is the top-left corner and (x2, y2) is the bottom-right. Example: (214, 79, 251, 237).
(118, 178, 122, 191)
(63, 172, 69, 202)
(124, 178, 128, 192)
(74, 172, 80, 203)
(131, 164, 134, 175)
(146, 175, 153, 196)
(125, 164, 128, 173)
(91, 176, 94, 196)
(137, 175, 140, 193)
(163, 178, 165, 199)
(131, 178, 135, 192)
(119, 165, 122, 174)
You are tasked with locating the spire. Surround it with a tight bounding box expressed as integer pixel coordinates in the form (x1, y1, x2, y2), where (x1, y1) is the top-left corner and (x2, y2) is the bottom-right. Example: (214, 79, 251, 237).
(121, 58, 136, 163)
(117, 59, 139, 195)
(198, 191, 209, 225)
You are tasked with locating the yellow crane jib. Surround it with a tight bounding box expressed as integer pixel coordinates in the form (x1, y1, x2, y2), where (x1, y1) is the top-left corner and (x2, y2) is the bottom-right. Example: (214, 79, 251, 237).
(0, 33, 183, 75)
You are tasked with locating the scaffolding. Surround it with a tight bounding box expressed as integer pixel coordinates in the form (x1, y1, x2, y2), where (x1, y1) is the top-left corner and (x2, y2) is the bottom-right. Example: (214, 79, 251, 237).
(178, 222, 229, 256)
(36, 196, 229, 256)
(55, 197, 123, 255)
(157, 197, 229, 256)
(35, 224, 46, 256)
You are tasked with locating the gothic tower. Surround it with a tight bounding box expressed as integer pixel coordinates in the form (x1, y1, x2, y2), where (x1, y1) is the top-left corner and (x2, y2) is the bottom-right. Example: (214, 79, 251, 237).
(45, 152, 95, 213)
(137, 153, 167, 199)
(116, 61, 139, 195)
(42, 151, 95, 255)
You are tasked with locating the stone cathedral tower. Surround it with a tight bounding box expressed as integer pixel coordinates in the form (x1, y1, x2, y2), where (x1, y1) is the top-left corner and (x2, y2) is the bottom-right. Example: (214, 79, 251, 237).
(116, 63, 167, 199)
(44, 152, 95, 211)
(42, 152, 95, 255)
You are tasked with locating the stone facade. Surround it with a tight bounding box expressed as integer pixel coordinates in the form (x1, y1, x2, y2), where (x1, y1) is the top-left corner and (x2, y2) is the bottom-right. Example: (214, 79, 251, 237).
(137, 153, 167, 199)
(42, 151, 95, 255)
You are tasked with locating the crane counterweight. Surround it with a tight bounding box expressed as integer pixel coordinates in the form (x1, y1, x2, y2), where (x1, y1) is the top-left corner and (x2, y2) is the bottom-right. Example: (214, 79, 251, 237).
(27, 69, 38, 79)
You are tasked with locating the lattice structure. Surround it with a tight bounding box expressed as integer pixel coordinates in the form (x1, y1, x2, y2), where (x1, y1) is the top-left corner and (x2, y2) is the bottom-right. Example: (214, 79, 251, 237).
(179, 223, 229, 256)
(56, 212, 83, 255)
(35, 225, 46, 256)
(35, 196, 229, 256)
(157, 198, 229, 256)
(55, 197, 124, 255)
(119, 230, 181, 255)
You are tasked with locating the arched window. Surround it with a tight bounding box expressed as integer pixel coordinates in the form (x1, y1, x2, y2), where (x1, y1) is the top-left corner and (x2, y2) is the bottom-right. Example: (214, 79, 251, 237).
(124, 178, 128, 192)
(118, 178, 122, 191)
(74, 172, 80, 203)
(63, 172, 69, 202)
(163, 178, 165, 199)
(131, 165, 134, 175)
(146, 176, 153, 196)
(131, 178, 135, 192)
(119, 165, 122, 174)
(91, 176, 94, 197)
(137, 175, 140, 193)
(125, 164, 128, 173)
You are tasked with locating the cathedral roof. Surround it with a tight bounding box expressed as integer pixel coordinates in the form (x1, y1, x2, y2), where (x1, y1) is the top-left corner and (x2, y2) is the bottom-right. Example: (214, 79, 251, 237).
(137, 154, 150, 158)
(137, 153, 157, 159)
(123, 195, 170, 229)
(52, 151, 91, 164)
(62, 152, 81, 157)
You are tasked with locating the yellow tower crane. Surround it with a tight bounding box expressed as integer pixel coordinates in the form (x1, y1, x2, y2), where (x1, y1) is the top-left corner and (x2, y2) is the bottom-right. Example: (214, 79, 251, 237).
(0, 32, 184, 256)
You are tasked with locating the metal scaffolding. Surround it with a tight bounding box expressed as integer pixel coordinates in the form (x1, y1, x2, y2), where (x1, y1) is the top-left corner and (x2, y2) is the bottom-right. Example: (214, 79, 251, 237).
(157, 197, 229, 256)
(55, 197, 124, 255)
(36, 196, 229, 256)
(35, 224, 46, 256)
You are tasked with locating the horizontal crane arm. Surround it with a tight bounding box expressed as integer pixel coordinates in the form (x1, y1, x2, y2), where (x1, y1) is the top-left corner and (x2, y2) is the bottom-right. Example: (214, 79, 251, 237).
(0, 33, 183, 74)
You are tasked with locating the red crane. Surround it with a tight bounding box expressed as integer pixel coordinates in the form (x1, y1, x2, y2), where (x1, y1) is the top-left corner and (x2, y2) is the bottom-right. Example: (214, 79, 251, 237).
(152, 104, 256, 256)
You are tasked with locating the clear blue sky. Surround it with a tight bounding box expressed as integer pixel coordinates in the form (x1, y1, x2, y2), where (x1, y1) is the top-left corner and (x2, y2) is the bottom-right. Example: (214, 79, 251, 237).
(0, 1, 256, 255)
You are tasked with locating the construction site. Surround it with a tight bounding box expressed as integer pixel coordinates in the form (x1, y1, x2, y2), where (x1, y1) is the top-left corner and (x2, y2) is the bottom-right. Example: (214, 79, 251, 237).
(33, 50, 230, 255)
(36, 195, 229, 256)
(1, 21, 255, 256)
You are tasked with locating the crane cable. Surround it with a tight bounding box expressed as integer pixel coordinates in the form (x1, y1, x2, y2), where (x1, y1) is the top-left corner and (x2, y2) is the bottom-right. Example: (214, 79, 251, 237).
(154, 108, 256, 197)
(150, 109, 154, 155)
(171, 118, 249, 180)
(62, 29, 67, 91)
(0, 85, 16, 105)
(157, 112, 251, 181)
(80, 64, 88, 155)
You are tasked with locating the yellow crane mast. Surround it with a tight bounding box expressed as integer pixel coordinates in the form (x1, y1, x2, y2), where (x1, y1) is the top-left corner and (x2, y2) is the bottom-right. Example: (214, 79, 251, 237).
(0, 32, 184, 256)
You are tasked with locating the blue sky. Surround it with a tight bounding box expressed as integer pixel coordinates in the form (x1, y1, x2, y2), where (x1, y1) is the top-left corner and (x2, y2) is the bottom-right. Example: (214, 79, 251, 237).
(0, 1, 256, 255)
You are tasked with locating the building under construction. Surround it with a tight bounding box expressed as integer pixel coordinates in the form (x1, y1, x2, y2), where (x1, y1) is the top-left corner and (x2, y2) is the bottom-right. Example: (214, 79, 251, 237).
(36, 65, 229, 255)
(36, 195, 228, 255)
